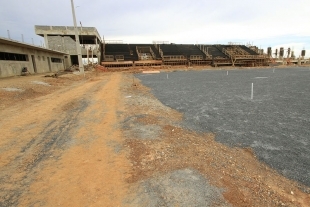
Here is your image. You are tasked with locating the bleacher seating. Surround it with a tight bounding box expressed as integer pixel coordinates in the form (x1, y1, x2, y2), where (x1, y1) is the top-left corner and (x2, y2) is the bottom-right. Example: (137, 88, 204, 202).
(104, 44, 164, 61)
(129, 44, 161, 60)
(103, 43, 267, 67)
(104, 44, 137, 61)
(204, 45, 228, 58)
(239, 45, 259, 55)
(176, 45, 205, 58)
(159, 44, 183, 56)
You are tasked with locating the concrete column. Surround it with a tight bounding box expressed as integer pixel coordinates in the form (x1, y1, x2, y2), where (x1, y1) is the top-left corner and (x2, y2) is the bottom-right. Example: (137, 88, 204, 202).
(62, 36, 65, 52)
(87, 46, 89, 64)
(44, 34, 49, 49)
(71, 0, 84, 74)
(92, 49, 94, 63)
(95, 37, 98, 63)
(97, 50, 101, 64)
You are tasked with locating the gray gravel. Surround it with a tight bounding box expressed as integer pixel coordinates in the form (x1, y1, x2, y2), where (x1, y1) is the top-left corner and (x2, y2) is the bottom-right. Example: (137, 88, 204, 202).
(126, 168, 230, 207)
(122, 114, 162, 140)
(135, 67, 310, 187)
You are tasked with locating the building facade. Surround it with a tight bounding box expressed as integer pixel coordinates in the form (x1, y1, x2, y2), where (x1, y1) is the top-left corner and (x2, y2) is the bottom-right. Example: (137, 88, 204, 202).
(0, 37, 68, 78)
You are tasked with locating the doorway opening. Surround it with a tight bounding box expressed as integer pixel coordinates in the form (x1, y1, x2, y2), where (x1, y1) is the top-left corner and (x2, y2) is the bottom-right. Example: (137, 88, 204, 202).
(70, 55, 78, 65)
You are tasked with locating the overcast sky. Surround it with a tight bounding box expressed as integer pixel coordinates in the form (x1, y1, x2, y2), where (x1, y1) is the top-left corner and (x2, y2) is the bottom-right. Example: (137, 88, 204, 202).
(1, 0, 309, 56)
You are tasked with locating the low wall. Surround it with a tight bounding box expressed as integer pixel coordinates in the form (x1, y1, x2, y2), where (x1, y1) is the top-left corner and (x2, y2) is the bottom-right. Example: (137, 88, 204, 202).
(0, 61, 33, 77)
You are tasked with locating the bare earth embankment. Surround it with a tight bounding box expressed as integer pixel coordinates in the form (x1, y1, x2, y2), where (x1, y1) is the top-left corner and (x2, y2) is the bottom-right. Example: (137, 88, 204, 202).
(0, 70, 309, 206)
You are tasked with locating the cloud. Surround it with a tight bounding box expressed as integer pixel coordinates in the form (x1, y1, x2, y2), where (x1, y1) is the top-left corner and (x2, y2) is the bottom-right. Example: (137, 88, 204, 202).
(0, 0, 309, 56)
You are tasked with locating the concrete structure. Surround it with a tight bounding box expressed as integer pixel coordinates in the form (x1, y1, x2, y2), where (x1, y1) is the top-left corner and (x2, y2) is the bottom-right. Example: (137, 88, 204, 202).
(35, 25, 102, 65)
(103, 43, 269, 67)
(0, 37, 68, 78)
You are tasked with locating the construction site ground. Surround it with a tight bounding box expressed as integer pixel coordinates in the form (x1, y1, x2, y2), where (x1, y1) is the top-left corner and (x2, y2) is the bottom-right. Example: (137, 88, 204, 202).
(0, 69, 309, 207)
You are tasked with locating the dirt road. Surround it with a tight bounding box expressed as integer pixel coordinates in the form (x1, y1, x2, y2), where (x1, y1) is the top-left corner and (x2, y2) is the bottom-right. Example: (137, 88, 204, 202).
(0, 73, 131, 206)
(0, 71, 309, 206)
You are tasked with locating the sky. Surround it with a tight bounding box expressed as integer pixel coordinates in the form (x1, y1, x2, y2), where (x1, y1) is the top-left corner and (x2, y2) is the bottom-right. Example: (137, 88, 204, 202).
(1, 0, 309, 57)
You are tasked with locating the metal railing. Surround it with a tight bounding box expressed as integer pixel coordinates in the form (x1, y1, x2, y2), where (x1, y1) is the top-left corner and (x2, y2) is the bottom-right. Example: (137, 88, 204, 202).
(163, 55, 186, 60)
(190, 55, 203, 60)
(115, 55, 124, 61)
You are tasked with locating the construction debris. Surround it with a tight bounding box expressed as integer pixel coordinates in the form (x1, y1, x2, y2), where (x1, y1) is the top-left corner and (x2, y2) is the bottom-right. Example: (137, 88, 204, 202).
(95, 64, 107, 72)
(44, 73, 58, 78)
(21, 67, 31, 76)
(65, 65, 80, 72)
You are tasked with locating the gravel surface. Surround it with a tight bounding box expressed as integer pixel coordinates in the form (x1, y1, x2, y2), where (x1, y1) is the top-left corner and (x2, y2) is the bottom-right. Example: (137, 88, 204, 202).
(135, 67, 310, 188)
(122, 114, 162, 140)
(127, 168, 230, 207)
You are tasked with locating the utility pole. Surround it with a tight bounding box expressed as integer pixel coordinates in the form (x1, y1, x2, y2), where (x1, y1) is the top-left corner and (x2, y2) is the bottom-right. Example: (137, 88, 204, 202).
(70, 0, 84, 76)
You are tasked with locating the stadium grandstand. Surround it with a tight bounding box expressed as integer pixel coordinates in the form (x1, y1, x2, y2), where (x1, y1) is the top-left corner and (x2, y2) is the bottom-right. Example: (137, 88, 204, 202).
(101, 41, 269, 68)
(33, 25, 306, 68)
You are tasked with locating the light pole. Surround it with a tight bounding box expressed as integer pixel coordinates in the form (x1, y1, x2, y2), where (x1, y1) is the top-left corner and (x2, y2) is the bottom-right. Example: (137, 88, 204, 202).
(70, 0, 84, 76)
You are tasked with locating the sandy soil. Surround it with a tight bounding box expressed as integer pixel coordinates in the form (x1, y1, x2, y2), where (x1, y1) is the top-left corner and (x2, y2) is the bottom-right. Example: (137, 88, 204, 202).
(0, 70, 309, 206)
(0, 72, 130, 206)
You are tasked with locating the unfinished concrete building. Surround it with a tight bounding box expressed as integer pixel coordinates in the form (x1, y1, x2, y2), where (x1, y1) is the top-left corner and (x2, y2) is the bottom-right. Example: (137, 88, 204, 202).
(0, 37, 67, 78)
(35, 25, 102, 66)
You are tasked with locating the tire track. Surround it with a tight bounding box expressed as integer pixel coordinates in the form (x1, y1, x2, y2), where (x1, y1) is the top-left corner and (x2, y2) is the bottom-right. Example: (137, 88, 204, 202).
(0, 79, 108, 206)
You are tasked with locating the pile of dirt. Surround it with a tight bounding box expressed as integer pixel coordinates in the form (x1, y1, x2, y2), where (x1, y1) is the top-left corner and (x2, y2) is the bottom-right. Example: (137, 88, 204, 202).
(65, 65, 80, 72)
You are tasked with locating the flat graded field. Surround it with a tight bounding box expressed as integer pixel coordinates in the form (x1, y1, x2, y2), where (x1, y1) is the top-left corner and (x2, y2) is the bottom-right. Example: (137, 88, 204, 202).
(136, 68, 310, 188)
(0, 69, 309, 206)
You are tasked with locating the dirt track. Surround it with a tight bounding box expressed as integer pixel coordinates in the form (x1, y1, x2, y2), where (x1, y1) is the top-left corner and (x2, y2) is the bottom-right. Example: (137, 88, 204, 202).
(0, 71, 309, 206)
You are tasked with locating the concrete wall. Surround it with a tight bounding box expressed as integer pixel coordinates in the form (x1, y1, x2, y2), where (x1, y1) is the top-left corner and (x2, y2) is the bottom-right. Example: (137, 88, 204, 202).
(48, 36, 77, 55)
(35, 26, 101, 38)
(47, 36, 100, 59)
(64, 55, 71, 69)
(0, 61, 33, 78)
(0, 43, 65, 78)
